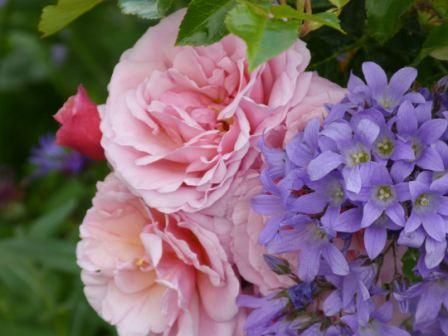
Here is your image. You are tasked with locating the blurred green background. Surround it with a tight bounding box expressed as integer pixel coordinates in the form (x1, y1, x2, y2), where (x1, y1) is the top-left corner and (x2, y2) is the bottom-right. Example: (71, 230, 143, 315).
(0, 0, 446, 335)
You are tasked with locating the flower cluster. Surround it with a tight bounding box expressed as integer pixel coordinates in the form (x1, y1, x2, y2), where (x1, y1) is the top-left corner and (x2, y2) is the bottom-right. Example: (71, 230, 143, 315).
(248, 62, 448, 335)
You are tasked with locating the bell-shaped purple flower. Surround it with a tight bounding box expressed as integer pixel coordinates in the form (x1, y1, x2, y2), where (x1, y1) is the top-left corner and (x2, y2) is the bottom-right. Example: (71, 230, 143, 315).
(268, 216, 349, 281)
(391, 101, 447, 181)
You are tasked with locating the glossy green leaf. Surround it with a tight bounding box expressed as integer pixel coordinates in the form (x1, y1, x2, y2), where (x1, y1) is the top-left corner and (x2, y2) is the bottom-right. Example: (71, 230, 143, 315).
(225, 3, 299, 72)
(420, 24, 448, 61)
(118, 0, 160, 19)
(366, 0, 415, 44)
(39, 0, 104, 37)
(270, 5, 344, 33)
(176, 0, 236, 45)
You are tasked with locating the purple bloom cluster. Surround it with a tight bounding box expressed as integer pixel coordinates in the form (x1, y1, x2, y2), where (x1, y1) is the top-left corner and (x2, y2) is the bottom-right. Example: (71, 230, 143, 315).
(29, 134, 85, 177)
(243, 62, 448, 335)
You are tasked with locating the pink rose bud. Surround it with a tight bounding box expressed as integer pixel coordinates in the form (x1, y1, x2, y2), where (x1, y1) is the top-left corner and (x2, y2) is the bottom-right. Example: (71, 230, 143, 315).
(54, 85, 105, 160)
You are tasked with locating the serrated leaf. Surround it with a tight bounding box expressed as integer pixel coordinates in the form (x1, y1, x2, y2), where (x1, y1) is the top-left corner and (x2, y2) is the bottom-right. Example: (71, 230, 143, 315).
(366, 0, 415, 44)
(39, 0, 104, 37)
(225, 3, 299, 72)
(419, 24, 448, 61)
(176, 0, 236, 45)
(118, 0, 160, 19)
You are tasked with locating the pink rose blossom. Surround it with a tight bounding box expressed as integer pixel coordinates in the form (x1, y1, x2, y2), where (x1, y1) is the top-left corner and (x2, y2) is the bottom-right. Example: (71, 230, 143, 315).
(188, 167, 295, 295)
(101, 9, 322, 213)
(54, 85, 105, 160)
(284, 73, 346, 143)
(77, 174, 241, 336)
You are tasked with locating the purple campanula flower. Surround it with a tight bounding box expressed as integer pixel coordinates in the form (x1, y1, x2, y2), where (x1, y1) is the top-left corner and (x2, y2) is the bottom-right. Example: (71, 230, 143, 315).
(405, 172, 448, 242)
(291, 172, 346, 227)
(286, 118, 321, 170)
(268, 216, 349, 281)
(29, 134, 85, 177)
(308, 118, 380, 193)
(252, 171, 299, 244)
(323, 260, 376, 325)
(391, 101, 447, 181)
(396, 271, 448, 328)
(342, 302, 410, 335)
(237, 294, 289, 336)
(347, 62, 423, 113)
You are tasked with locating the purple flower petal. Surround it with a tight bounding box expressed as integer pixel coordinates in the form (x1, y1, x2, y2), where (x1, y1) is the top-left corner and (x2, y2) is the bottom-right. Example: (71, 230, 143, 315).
(323, 291, 342, 316)
(424, 237, 447, 268)
(320, 122, 352, 143)
(421, 212, 446, 242)
(343, 166, 362, 193)
(361, 201, 383, 228)
(404, 211, 422, 233)
(292, 192, 327, 214)
(356, 119, 380, 146)
(395, 182, 411, 201)
(298, 246, 321, 281)
(362, 62, 388, 96)
(397, 101, 418, 135)
(430, 174, 448, 194)
(418, 119, 448, 145)
(391, 140, 414, 161)
(304, 118, 320, 149)
(307, 151, 343, 181)
(417, 147, 445, 171)
(409, 180, 429, 200)
(415, 286, 443, 325)
(252, 195, 283, 216)
(334, 208, 362, 233)
(438, 196, 448, 216)
(391, 160, 414, 183)
(388, 67, 417, 97)
(414, 101, 433, 123)
(386, 203, 405, 227)
(398, 228, 425, 248)
(364, 225, 387, 259)
(322, 243, 349, 276)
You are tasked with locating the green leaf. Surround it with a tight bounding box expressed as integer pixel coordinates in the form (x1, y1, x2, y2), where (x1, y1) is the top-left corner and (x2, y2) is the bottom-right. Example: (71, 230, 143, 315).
(118, 0, 161, 19)
(419, 24, 448, 61)
(329, 0, 350, 8)
(29, 199, 77, 239)
(0, 239, 77, 274)
(401, 248, 422, 283)
(225, 3, 299, 72)
(366, 0, 415, 44)
(39, 0, 104, 37)
(270, 5, 344, 33)
(176, 0, 236, 45)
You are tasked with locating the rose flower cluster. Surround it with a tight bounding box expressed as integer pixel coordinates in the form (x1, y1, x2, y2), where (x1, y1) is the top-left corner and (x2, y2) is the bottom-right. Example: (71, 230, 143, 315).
(245, 63, 448, 335)
(54, 9, 344, 336)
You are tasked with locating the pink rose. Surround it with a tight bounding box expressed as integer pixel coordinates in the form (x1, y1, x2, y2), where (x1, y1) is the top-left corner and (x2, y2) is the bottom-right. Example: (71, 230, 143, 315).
(54, 85, 105, 160)
(189, 167, 295, 296)
(77, 174, 241, 336)
(101, 9, 316, 213)
(284, 73, 346, 142)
